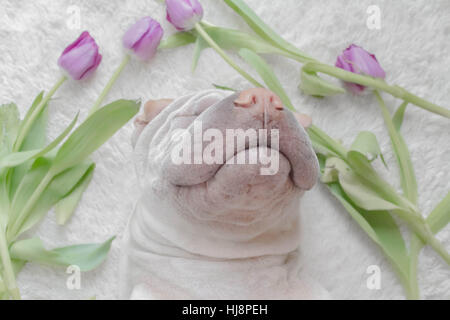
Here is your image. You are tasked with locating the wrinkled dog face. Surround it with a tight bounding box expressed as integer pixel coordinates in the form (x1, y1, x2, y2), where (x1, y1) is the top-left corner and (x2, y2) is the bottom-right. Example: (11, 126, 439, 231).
(133, 88, 319, 240)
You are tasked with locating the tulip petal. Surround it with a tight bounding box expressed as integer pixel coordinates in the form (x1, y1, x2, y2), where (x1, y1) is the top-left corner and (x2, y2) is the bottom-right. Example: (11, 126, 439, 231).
(122, 17, 164, 61)
(61, 31, 91, 56)
(346, 45, 386, 79)
(80, 52, 103, 80)
(58, 43, 97, 80)
(335, 54, 354, 73)
(133, 26, 163, 61)
(335, 44, 386, 94)
(166, 0, 204, 31)
(58, 32, 102, 80)
(123, 17, 152, 50)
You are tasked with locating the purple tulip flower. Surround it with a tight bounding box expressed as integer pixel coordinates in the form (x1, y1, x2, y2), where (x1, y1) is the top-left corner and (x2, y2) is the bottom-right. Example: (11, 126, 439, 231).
(123, 17, 164, 61)
(166, 0, 204, 31)
(58, 31, 102, 81)
(335, 44, 386, 94)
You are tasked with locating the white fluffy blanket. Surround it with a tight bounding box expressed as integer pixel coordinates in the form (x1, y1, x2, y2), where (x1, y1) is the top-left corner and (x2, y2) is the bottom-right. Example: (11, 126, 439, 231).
(1, 0, 449, 299)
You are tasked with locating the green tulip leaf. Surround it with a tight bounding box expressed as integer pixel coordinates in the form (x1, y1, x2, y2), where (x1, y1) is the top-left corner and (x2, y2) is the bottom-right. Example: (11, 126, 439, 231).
(0, 150, 43, 170)
(212, 84, 237, 92)
(0, 177, 8, 226)
(223, 0, 313, 62)
(328, 183, 410, 287)
(346, 151, 412, 211)
(55, 163, 95, 225)
(0, 103, 20, 157)
(0, 114, 78, 169)
(299, 68, 345, 97)
(375, 92, 417, 205)
(0, 272, 8, 300)
(197, 25, 288, 55)
(310, 138, 335, 158)
(407, 190, 450, 299)
(18, 95, 48, 152)
(350, 131, 386, 166)
(307, 125, 346, 158)
(375, 94, 419, 298)
(339, 167, 400, 211)
(158, 32, 196, 50)
(190, 25, 298, 71)
(321, 156, 399, 212)
(16, 92, 45, 144)
(427, 191, 450, 234)
(393, 101, 408, 132)
(8, 92, 49, 196)
(8, 157, 52, 230)
(8, 159, 94, 240)
(10, 236, 115, 272)
(192, 36, 208, 72)
(321, 157, 349, 184)
(52, 99, 139, 174)
(0, 276, 5, 296)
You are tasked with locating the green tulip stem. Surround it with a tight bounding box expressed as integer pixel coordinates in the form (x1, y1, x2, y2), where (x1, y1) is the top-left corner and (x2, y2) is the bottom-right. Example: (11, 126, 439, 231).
(89, 54, 131, 116)
(0, 221, 20, 300)
(307, 124, 347, 159)
(397, 209, 450, 266)
(7, 170, 56, 243)
(303, 62, 450, 119)
(13, 75, 67, 152)
(194, 23, 263, 88)
(407, 234, 423, 300)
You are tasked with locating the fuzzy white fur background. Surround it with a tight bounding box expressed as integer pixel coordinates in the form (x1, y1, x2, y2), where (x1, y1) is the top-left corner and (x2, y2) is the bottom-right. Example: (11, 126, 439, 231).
(1, 0, 449, 300)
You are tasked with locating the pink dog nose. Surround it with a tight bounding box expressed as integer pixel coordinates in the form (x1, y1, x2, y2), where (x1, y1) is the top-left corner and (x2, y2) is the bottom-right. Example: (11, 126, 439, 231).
(234, 88, 284, 112)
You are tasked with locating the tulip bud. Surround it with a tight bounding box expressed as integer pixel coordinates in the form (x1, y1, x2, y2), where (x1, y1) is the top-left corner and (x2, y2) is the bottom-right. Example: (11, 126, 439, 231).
(166, 0, 204, 31)
(58, 31, 102, 81)
(335, 44, 386, 94)
(123, 17, 164, 61)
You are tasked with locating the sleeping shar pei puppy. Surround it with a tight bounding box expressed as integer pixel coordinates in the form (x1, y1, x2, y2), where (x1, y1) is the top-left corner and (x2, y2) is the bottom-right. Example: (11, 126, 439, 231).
(120, 88, 330, 299)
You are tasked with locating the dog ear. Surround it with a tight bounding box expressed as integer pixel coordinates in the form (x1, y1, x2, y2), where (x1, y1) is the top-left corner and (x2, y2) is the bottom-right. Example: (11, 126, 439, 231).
(134, 99, 174, 128)
(132, 99, 173, 148)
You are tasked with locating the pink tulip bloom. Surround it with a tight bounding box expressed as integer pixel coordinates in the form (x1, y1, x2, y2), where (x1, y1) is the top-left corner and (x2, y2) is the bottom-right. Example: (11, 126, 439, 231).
(58, 31, 102, 80)
(166, 0, 204, 31)
(123, 17, 164, 61)
(335, 44, 386, 94)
